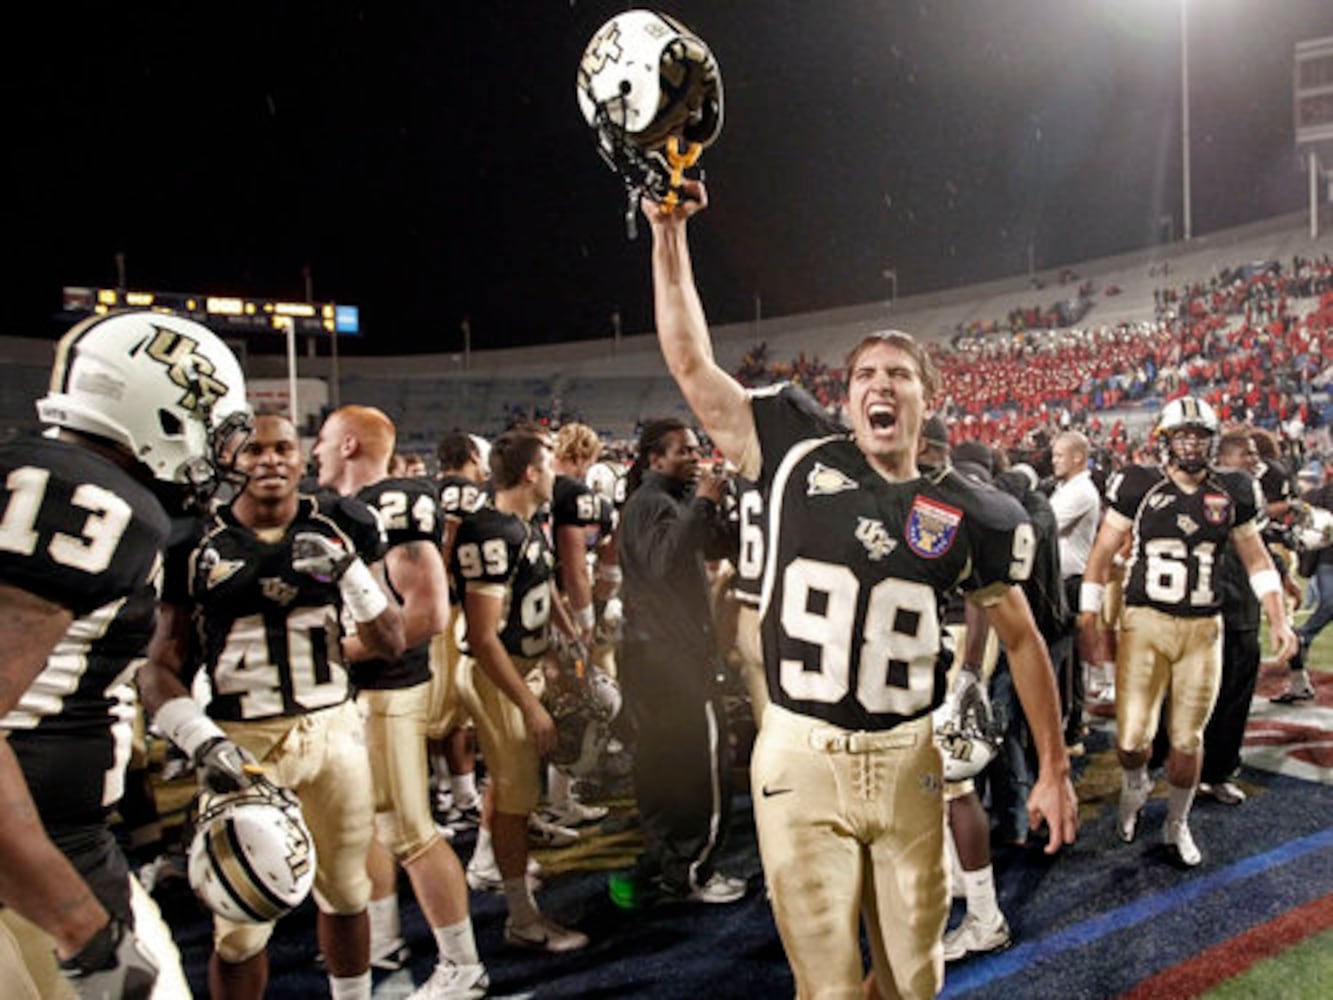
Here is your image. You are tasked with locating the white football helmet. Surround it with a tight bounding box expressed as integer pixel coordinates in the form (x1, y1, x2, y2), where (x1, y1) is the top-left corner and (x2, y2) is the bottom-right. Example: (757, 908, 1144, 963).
(576, 9, 723, 201)
(38, 311, 251, 507)
(1155, 396, 1219, 474)
(1293, 499, 1333, 553)
(187, 776, 316, 924)
(933, 671, 1001, 782)
(549, 664, 622, 778)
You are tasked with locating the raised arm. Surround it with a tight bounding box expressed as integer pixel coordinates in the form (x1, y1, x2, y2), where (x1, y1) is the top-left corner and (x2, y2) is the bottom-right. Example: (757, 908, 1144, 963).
(643, 183, 754, 467)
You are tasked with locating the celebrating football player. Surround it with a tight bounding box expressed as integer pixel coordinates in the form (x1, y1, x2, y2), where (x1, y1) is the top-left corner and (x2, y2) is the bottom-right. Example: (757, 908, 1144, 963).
(0, 311, 248, 999)
(640, 183, 1077, 997)
(1079, 398, 1298, 867)
(452, 427, 589, 953)
(312, 406, 487, 999)
(140, 411, 404, 1000)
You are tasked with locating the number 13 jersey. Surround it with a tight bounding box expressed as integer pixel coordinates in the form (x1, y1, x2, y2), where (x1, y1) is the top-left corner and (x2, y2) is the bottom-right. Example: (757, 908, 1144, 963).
(750, 386, 1034, 732)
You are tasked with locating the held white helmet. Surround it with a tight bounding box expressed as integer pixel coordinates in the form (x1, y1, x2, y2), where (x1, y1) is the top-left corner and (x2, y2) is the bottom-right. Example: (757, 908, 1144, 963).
(548, 661, 623, 778)
(1293, 499, 1333, 553)
(187, 776, 316, 924)
(38, 311, 251, 507)
(932, 671, 1001, 782)
(576, 9, 723, 203)
(1155, 396, 1219, 474)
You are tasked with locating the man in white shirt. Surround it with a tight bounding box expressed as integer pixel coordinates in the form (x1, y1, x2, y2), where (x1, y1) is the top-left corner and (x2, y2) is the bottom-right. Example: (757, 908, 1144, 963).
(1048, 432, 1103, 746)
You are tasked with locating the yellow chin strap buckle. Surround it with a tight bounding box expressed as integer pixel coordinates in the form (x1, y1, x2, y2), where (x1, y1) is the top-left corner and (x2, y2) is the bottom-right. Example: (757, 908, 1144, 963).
(660, 135, 703, 213)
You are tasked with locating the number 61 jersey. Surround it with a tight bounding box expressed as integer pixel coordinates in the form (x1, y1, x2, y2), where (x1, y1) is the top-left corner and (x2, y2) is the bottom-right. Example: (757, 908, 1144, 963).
(1106, 463, 1261, 617)
(0, 436, 169, 826)
(750, 386, 1034, 733)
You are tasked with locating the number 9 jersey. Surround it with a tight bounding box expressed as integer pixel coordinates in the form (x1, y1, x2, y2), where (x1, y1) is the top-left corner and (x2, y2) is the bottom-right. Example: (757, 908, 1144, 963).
(750, 385, 1034, 732)
(451, 507, 554, 659)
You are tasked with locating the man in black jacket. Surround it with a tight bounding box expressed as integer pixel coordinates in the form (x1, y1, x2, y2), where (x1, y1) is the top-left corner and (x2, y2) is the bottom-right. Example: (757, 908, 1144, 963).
(618, 418, 746, 904)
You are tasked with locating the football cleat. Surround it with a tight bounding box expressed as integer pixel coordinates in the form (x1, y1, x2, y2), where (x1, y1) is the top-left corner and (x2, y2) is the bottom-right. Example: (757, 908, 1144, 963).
(528, 813, 579, 849)
(504, 915, 589, 953)
(1164, 819, 1202, 867)
(942, 913, 1012, 962)
(542, 799, 608, 828)
(187, 775, 316, 923)
(1198, 781, 1246, 806)
(408, 961, 489, 1000)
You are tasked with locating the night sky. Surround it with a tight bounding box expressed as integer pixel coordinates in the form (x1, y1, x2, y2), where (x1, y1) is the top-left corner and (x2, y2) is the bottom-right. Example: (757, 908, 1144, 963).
(14, 1, 1332, 356)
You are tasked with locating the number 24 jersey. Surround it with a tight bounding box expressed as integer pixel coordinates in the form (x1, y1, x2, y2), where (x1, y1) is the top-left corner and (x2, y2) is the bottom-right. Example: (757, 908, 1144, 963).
(750, 386, 1035, 732)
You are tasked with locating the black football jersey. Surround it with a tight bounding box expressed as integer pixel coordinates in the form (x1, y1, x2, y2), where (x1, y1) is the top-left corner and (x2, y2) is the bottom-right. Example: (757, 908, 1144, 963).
(0, 436, 169, 828)
(452, 507, 554, 659)
(750, 385, 1035, 731)
(438, 474, 487, 523)
(1106, 463, 1262, 617)
(731, 476, 763, 608)
(352, 477, 444, 690)
(185, 494, 385, 721)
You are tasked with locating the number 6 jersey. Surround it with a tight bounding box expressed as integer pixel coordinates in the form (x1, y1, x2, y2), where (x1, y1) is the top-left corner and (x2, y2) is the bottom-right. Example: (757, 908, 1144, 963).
(749, 386, 1034, 733)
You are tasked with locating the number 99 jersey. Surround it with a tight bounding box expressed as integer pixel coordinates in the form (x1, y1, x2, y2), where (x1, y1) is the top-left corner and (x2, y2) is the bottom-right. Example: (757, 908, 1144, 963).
(451, 508, 554, 659)
(750, 386, 1034, 732)
(1105, 463, 1261, 617)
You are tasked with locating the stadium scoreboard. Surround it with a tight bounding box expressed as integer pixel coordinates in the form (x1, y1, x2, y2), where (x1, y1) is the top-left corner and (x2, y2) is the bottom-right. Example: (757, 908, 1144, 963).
(61, 286, 360, 336)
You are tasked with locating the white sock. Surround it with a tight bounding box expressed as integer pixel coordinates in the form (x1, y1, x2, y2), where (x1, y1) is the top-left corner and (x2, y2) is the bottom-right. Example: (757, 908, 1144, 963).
(367, 894, 400, 949)
(945, 828, 965, 899)
(1166, 784, 1196, 826)
(1124, 764, 1149, 794)
(434, 917, 480, 966)
(328, 971, 371, 1000)
(451, 772, 479, 809)
(503, 876, 540, 926)
(548, 765, 573, 809)
(962, 865, 1001, 926)
(470, 827, 494, 871)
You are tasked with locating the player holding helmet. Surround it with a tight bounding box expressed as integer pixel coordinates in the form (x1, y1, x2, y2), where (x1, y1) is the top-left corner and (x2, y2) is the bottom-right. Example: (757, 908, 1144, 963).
(0, 311, 249, 999)
(1079, 396, 1298, 867)
(140, 410, 404, 999)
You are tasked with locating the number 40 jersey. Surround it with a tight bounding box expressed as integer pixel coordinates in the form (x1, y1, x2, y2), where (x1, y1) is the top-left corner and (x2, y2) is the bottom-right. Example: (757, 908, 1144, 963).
(750, 386, 1035, 733)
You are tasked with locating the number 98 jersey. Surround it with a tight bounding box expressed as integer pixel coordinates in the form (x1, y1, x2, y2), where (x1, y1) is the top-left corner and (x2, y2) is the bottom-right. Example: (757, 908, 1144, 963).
(750, 386, 1034, 732)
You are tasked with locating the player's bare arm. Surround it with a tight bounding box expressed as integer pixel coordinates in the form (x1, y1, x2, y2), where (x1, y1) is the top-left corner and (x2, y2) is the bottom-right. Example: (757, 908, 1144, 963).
(985, 585, 1078, 853)
(643, 181, 755, 468)
(463, 588, 556, 755)
(344, 559, 406, 662)
(1077, 516, 1129, 653)
(0, 582, 111, 958)
(138, 601, 196, 716)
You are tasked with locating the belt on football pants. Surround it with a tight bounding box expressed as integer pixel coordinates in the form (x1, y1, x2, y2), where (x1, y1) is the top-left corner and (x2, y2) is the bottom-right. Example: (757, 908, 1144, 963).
(763, 705, 926, 753)
(806, 727, 922, 753)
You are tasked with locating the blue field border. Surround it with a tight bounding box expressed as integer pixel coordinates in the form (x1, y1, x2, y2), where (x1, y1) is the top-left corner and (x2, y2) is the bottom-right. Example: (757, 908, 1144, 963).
(943, 826, 1333, 996)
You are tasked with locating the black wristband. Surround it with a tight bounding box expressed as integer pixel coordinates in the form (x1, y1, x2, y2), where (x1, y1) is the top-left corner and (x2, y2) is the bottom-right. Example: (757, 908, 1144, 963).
(60, 919, 121, 975)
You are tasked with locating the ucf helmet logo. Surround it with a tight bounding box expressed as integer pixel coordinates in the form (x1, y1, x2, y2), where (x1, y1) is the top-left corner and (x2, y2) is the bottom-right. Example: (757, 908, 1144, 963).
(143, 326, 231, 415)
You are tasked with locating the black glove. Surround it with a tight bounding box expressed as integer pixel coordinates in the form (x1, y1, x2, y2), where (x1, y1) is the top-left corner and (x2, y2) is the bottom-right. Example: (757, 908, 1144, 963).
(292, 531, 355, 582)
(194, 735, 260, 794)
(59, 918, 158, 1000)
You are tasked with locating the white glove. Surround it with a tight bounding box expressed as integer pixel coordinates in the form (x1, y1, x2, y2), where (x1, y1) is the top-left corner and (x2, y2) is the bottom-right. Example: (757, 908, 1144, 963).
(292, 532, 355, 581)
